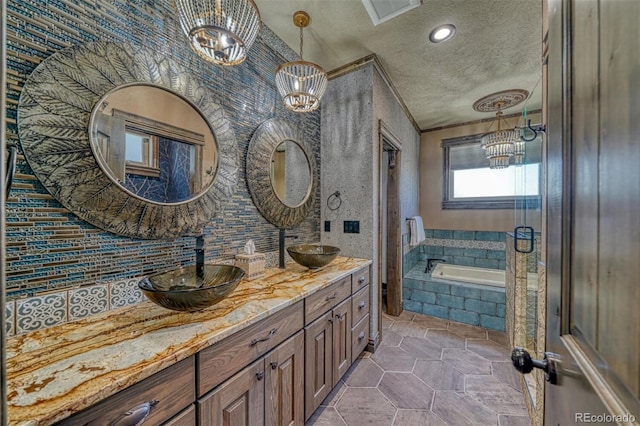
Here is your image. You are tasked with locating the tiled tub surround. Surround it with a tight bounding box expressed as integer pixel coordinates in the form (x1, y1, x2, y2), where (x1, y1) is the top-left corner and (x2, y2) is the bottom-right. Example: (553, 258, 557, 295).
(404, 262, 506, 331)
(415, 229, 507, 270)
(5, 0, 320, 300)
(402, 229, 507, 330)
(6, 256, 371, 425)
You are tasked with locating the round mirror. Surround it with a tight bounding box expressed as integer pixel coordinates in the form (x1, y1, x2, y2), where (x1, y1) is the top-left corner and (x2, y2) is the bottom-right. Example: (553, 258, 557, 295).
(91, 85, 218, 204)
(18, 41, 239, 239)
(247, 119, 317, 229)
(270, 140, 312, 207)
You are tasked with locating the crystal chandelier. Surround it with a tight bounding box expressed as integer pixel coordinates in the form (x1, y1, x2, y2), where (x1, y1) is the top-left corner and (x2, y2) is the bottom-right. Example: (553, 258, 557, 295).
(513, 128, 526, 165)
(275, 11, 328, 113)
(480, 110, 518, 169)
(174, 0, 261, 66)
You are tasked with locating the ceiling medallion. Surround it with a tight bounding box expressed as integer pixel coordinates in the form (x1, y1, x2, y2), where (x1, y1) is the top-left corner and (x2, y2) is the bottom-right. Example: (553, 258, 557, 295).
(472, 89, 529, 113)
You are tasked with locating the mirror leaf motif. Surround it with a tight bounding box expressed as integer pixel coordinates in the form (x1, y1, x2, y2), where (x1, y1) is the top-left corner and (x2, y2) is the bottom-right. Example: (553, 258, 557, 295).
(246, 119, 316, 229)
(18, 41, 239, 239)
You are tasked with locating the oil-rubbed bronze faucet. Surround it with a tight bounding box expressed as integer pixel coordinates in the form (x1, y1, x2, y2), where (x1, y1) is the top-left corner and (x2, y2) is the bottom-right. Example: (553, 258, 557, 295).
(425, 258, 446, 274)
(195, 235, 205, 278)
(278, 228, 298, 268)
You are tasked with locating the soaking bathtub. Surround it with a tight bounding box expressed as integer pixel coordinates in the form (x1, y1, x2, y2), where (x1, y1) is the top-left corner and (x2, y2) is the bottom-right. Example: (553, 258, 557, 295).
(430, 263, 537, 289)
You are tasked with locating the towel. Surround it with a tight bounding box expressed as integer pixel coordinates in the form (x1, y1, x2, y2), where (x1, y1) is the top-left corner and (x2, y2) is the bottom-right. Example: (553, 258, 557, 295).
(409, 216, 426, 246)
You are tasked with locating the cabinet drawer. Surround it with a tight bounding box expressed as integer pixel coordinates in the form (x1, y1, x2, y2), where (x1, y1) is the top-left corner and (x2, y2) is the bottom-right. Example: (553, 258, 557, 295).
(351, 285, 370, 327)
(351, 314, 370, 363)
(163, 405, 196, 425)
(351, 267, 370, 293)
(198, 300, 303, 396)
(59, 356, 195, 426)
(305, 275, 351, 325)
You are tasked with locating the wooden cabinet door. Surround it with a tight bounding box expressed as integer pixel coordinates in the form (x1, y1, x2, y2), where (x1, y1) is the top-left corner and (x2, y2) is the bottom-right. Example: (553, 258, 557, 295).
(304, 310, 333, 420)
(264, 331, 304, 426)
(198, 359, 265, 426)
(332, 298, 352, 385)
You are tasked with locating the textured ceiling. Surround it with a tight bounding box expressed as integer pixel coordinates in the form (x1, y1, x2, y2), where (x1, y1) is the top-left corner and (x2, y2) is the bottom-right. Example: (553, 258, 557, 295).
(254, 0, 542, 130)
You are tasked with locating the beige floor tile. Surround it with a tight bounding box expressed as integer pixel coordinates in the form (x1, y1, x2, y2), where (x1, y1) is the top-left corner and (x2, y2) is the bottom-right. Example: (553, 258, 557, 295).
(432, 391, 499, 425)
(442, 348, 492, 375)
(400, 336, 443, 360)
(343, 358, 384, 387)
(447, 322, 489, 339)
(411, 314, 449, 330)
(378, 372, 434, 409)
(466, 339, 511, 361)
(491, 361, 522, 390)
(306, 406, 347, 426)
(499, 414, 532, 426)
(305, 314, 529, 426)
(390, 320, 428, 338)
(392, 410, 448, 426)
(380, 329, 403, 347)
(425, 329, 467, 348)
(335, 388, 397, 426)
(371, 346, 416, 372)
(413, 360, 465, 391)
(320, 379, 347, 407)
(488, 329, 510, 347)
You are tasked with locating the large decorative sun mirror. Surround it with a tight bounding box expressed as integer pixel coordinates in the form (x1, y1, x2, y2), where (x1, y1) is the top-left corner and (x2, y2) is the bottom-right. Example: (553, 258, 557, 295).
(247, 119, 316, 228)
(18, 41, 239, 239)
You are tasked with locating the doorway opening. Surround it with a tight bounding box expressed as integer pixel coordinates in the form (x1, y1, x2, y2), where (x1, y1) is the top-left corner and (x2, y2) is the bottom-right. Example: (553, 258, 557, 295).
(378, 121, 402, 317)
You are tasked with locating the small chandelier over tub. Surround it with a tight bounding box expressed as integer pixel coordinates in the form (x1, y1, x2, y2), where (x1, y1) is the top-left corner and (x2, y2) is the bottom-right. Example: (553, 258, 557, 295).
(473, 89, 529, 169)
(275, 11, 328, 113)
(173, 0, 261, 66)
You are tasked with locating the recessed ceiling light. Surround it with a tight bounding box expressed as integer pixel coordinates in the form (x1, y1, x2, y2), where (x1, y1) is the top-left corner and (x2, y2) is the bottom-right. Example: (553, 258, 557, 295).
(429, 24, 456, 43)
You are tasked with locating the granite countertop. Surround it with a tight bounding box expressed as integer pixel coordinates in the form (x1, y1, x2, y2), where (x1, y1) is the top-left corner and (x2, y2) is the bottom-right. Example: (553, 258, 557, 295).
(6, 256, 372, 425)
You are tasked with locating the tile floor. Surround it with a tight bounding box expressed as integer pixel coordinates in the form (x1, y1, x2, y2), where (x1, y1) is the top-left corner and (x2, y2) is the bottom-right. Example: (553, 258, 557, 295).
(306, 311, 531, 426)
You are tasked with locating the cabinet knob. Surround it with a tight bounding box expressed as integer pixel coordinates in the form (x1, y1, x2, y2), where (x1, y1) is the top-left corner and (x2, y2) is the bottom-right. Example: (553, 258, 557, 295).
(271, 361, 278, 370)
(336, 312, 347, 321)
(358, 331, 366, 341)
(112, 400, 159, 426)
(358, 301, 366, 309)
(358, 276, 366, 284)
(256, 371, 264, 381)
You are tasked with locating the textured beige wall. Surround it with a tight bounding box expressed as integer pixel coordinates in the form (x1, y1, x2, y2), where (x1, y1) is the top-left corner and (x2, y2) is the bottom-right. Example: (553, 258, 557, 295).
(420, 113, 542, 232)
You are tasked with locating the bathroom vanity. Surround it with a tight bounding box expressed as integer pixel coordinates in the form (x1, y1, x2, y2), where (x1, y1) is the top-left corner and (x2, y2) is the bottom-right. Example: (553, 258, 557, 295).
(5, 256, 371, 425)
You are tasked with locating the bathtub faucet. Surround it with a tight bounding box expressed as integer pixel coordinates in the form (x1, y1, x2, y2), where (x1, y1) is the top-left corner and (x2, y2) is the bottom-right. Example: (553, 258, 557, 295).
(425, 258, 446, 274)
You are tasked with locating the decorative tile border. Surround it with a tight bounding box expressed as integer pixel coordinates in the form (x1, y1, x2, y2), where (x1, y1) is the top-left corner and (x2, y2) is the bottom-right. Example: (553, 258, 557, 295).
(5, 301, 15, 337)
(423, 237, 506, 251)
(16, 292, 67, 334)
(109, 279, 144, 309)
(69, 285, 109, 320)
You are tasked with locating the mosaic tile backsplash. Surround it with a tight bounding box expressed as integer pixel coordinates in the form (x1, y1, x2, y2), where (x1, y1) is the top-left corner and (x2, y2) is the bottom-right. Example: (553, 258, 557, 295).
(5, 1, 321, 300)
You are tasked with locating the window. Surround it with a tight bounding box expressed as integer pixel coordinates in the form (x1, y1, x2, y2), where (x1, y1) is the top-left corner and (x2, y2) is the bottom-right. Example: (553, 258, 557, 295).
(124, 130, 160, 177)
(442, 133, 542, 209)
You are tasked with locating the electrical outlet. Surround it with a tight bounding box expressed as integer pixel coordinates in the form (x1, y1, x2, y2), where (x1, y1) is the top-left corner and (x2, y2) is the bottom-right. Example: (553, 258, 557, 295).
(343, 220, 360, 234)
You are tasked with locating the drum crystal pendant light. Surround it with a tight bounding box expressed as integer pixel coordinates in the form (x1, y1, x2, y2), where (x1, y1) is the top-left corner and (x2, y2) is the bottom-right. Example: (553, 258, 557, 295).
(275, 11, 328, 113)
(174, 0, 261, 66)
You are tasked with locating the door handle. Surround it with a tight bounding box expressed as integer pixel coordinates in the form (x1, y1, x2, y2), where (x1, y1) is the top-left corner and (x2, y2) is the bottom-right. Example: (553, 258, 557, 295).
(511, 347, 559, 385)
